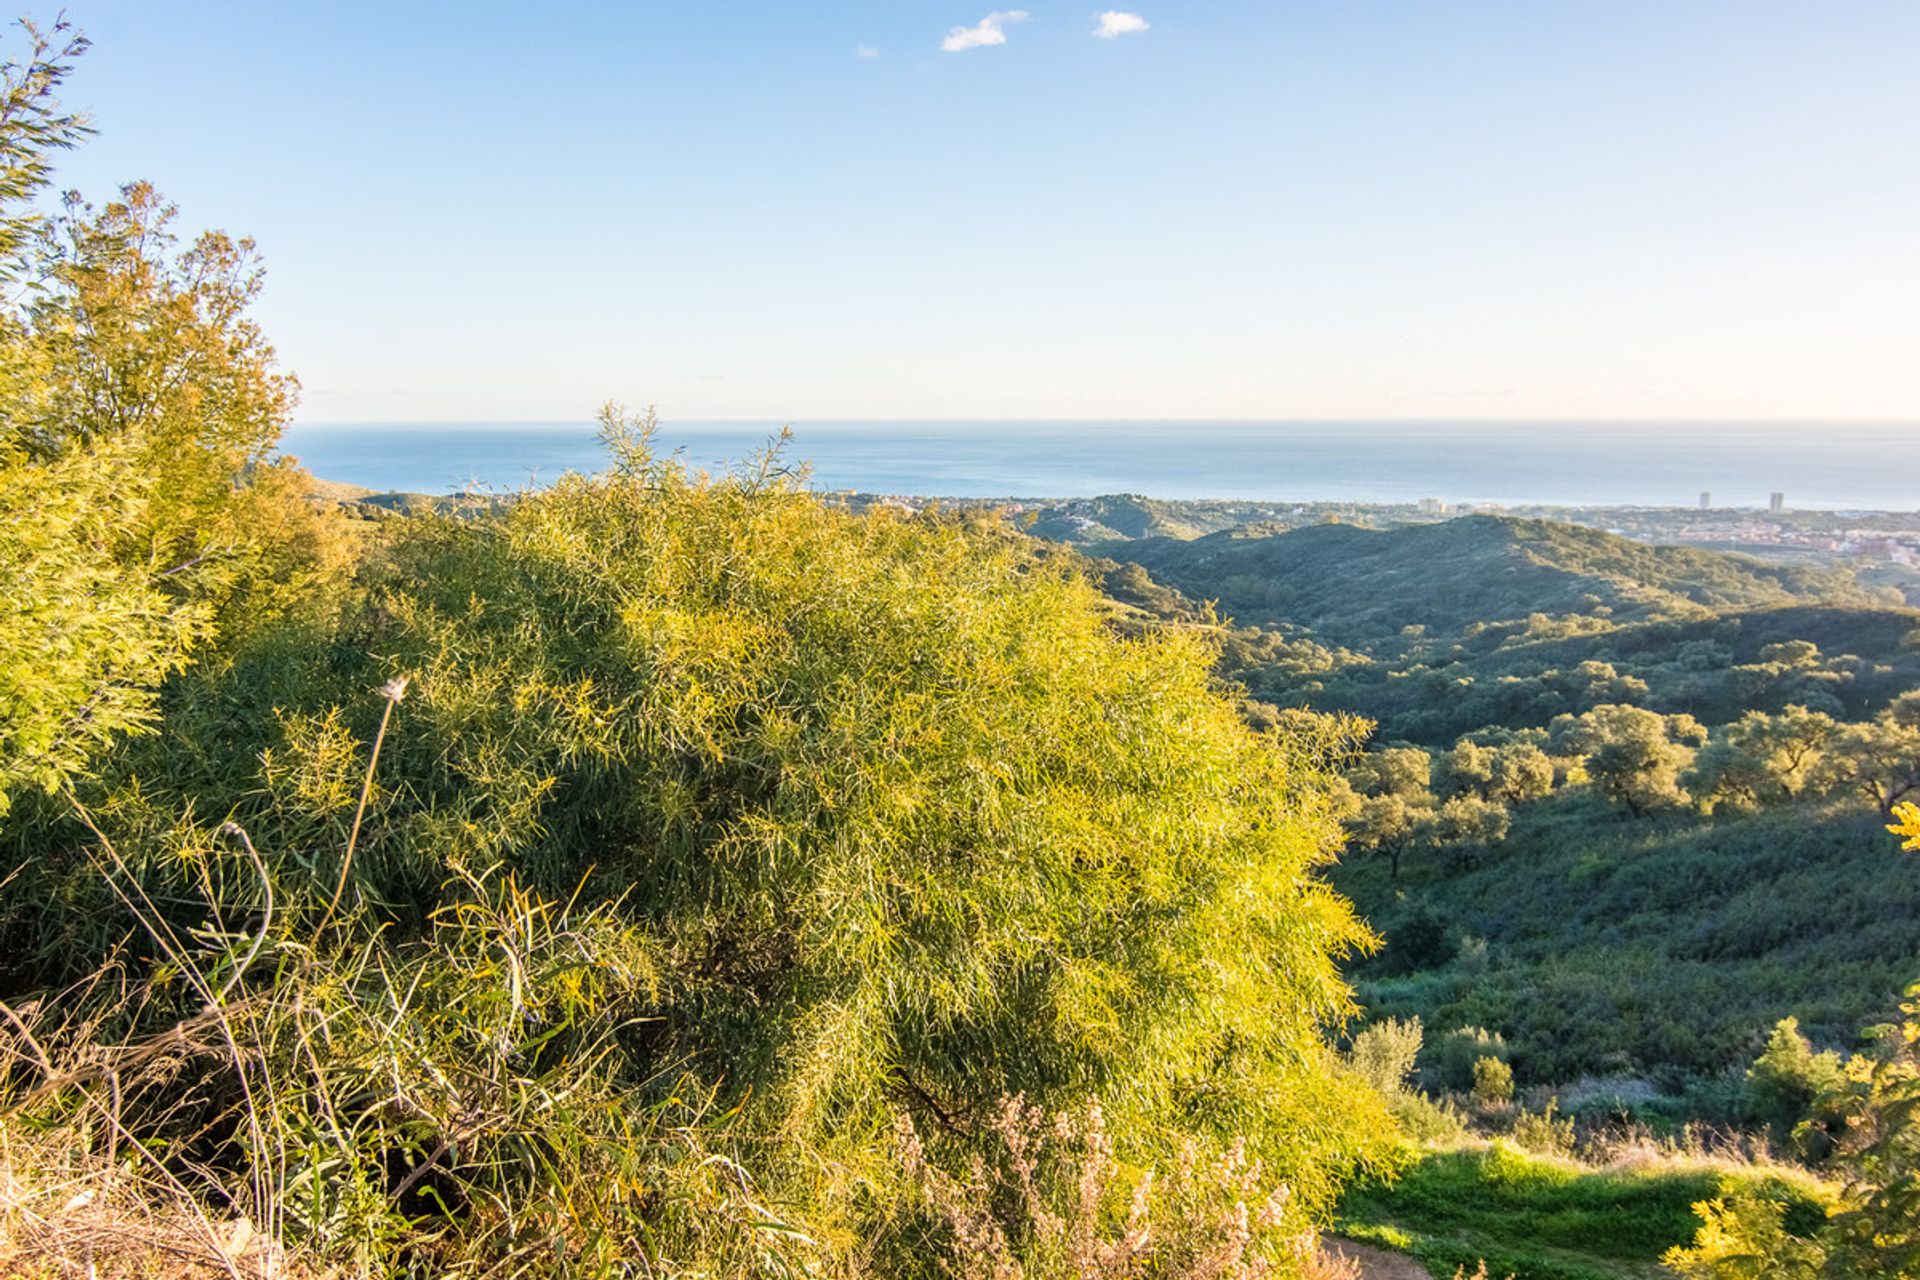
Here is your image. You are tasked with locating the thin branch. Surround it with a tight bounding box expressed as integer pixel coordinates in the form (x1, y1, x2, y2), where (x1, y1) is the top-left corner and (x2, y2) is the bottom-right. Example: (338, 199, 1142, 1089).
(315, 676, 409, 936)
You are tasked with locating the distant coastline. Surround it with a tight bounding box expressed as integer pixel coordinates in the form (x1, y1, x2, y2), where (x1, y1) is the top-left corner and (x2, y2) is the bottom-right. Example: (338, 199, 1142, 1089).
(283, 419, 1920, 512)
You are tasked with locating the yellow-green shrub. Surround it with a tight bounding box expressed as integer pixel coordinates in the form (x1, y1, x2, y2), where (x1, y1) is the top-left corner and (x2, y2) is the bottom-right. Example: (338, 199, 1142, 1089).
(5, 415, 1398, 1273)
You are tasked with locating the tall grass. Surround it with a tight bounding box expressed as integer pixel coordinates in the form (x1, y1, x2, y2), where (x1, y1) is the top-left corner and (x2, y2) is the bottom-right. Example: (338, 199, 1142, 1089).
(1, 797, 823, 1276)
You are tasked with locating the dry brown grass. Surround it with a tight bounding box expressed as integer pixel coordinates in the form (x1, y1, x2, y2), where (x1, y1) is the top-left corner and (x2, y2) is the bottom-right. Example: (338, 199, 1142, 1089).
(897, 1096, 1364, 1280)
(0, 1131, 309, 1279)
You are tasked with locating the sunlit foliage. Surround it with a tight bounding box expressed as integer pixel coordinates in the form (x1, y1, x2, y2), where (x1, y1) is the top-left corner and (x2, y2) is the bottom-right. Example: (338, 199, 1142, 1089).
(0, 22, 348, 813)
(1667, 984, 1920, 1277)
(4, 411, 1399, 1273)
(1893, 801, 1920, 851)
(0, 438, 208, 813)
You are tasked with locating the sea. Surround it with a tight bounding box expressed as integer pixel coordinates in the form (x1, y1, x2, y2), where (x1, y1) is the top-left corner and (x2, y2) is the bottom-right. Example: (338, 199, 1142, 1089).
(279, 420, 1920, 512)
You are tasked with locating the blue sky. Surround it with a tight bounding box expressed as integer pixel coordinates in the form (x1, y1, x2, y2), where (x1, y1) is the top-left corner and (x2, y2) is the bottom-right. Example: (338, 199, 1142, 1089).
(39, 2, 1920, 421)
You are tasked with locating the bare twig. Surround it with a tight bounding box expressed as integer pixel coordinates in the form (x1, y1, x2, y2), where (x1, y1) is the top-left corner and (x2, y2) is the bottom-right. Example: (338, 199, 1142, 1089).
(315, 675, 409, 936)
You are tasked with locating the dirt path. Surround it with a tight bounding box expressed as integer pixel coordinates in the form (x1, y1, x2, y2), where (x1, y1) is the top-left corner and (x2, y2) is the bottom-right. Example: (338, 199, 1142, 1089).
(1326, 1237, 1436, 1280)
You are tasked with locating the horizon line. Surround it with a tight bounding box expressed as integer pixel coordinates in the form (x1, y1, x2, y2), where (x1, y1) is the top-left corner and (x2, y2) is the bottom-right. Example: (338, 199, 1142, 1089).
(288, 415, 1920, 427)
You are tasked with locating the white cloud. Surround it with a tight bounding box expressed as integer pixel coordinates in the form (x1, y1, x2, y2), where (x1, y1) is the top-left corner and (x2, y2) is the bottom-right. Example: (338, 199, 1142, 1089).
(1093, 11, 1149, 38)
(856, 45, 879, 58)
(942, 11, 1029, 52)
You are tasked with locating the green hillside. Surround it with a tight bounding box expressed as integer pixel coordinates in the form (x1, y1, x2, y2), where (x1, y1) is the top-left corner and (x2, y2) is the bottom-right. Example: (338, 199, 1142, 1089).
(1341, 796, 1920, 1088)
(1071, 513, 1920, 1128)
(1084, 516, 1920, 747)
(1020, 492, 1324, 543)
(1267, 603, 1920, 746)
(1098, 515, 1887, 641)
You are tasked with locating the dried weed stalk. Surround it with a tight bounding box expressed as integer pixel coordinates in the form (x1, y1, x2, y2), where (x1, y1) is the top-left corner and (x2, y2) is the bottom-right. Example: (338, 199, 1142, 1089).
(895, 1095, 1358, 1280)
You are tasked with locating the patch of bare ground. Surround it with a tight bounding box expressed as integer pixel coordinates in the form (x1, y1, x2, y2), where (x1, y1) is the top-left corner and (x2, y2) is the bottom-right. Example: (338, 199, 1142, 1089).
(1326, 1236, 1437, 1280)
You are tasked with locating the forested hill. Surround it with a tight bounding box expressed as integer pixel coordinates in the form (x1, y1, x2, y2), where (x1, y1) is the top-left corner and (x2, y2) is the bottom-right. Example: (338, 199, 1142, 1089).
(1095, 515, 1888, 641)
(1021, 493, 1302, 542)
(1074, 503, 1920, 1202)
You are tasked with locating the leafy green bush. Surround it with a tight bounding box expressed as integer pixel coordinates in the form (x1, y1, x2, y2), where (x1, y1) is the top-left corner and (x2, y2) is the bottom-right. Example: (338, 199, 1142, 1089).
(1668, 982, 1920, 1278)
(1508, 1101, 1576, 1158)
(1746, 1017, 1845, 1154)
(1425, 1027, 1511, 1093)
(0, 438, 209, 814)
(2, 416, 1401, 1273)
(1347, 1017, 1424, 1096)
(1473, 1057, 1515, 1107)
